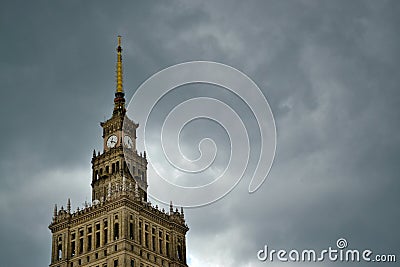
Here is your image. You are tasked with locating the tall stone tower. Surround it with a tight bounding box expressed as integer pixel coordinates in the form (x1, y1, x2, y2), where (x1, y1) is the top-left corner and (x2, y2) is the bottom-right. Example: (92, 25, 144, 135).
(49, 37, 189, 267)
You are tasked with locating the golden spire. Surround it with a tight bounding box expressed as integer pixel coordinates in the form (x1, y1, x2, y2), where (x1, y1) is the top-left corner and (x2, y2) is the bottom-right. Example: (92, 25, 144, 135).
(116, 35, 123, 93)
(113, 35, 126, 114)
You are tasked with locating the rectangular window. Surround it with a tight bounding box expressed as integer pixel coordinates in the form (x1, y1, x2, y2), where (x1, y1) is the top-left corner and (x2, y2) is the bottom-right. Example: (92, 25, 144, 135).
(138, 221, 142, 244)
(159, 230, 163, 254)
(114, 259, 118, 267)
(177, 243, 182, 260)
(144, 223, 149, 247)
(129, 222, 134, 239)
(166, 242, 170, 257)
(79, 238, 84, 254)
(71, 241, 76, 257)
(159, 239, 163, 254)
(87, 235, 92, 251)
(114, 223, 119, 240)
(57, 244, 62, 260)
(145, 233, 149, 248)
(104, 229, 108, 244)
(130, 259, 135, 267)
(96, 231, 101, 248)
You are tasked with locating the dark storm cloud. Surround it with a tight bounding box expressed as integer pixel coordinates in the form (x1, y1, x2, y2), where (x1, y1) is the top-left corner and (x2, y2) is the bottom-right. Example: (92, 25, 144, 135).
(0, 0, 399, 266)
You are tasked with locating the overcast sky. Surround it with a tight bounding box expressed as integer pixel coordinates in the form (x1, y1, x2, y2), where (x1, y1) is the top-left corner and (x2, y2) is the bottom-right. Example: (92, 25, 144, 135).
(0, 1, 399, 266)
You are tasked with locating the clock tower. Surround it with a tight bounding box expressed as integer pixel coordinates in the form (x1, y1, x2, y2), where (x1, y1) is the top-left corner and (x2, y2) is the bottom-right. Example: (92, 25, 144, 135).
(49, 37, 189, 267)
(92, 36, 147, 203)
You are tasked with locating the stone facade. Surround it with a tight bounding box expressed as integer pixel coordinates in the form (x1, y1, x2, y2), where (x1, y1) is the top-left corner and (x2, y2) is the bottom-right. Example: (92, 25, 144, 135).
(49, 37, 189, 267)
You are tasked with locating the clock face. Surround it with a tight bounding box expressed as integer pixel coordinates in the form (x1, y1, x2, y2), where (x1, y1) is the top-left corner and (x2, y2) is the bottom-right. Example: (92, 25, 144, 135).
(124, 135, 133, 148)
(107, 135, 118, 148)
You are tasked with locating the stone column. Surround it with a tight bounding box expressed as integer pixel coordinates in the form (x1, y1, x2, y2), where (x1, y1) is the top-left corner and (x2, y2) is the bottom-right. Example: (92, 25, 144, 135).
(100, 219, 104, 248)
(121, 209, 127, 240)
(63, 231, 68, 260)
(51, 236, 57, 263)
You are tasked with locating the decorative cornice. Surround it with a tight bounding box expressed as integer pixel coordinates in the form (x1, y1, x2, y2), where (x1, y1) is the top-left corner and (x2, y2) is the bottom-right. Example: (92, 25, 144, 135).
(49, 195, 187, 233)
